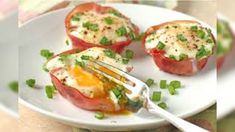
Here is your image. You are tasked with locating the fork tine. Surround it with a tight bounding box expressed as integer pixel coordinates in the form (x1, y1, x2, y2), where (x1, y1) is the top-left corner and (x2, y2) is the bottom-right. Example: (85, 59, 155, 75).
(89, 60, 144, 86)
(86, 64, 135, 92)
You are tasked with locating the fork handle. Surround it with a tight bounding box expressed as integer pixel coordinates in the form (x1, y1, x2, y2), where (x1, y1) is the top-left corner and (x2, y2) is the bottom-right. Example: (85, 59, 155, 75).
(147, 101, 209, 132)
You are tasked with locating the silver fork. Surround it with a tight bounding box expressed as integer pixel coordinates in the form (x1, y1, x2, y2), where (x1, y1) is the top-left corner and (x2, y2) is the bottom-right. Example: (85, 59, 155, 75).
(86, 60, 209, 132)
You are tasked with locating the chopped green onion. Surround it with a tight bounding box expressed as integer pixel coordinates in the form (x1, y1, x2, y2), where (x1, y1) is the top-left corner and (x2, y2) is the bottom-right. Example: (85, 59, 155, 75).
(125, 49, 134, 59)
(100, 36, 112, 45)
(45, 85, 56, 99)
(179, 53, 188, 61)
(197, 30, 206, 39)
(190, 26, 198, 32)
(116, 26, 127, 36)
(168, 85, 176, 95)
(42, 63, 49, 72)
(65, 39, 69, 46)
(196, 46, 210, 59)
(58, 55, 69, 62)
(81, 55, 90, 60)
(158, 102, 167, 109)
(26, 79, 36, 88)
(151, 91, 161, 102)
(112, 88, 121, 97)
(95, 111, 105, 120)
(156, 41, 166, 50)
(207, 28, 212, 34)
(177, 34, 187, 42)
(8, 81, 18, 93)
(170, 80, 181, 89)
(160, 80, 167, 89)
(122, 58, 129, 64)
(145, 78, 155, 87)
(206, 39, 213, 43)
(109, 10, 122, 17)
(103, 49, 116, 59)
(104, 17, 113, 25)
(40, 49, 54, 60)
(169, 55, 176, 60)
(72, 14, 80, 21)
(83, 21, 99, 31)
(75, 60, 85, 68)
(128, 31, 136, 40)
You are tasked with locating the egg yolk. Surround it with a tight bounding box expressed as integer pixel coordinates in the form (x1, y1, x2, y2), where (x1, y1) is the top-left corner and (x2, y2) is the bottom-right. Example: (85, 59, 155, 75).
(69, 66, 105, 97)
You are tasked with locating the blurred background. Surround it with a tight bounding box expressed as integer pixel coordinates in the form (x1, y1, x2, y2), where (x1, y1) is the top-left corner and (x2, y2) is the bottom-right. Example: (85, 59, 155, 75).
(0, 0, 18, 131)
(217, 0, 235, 131)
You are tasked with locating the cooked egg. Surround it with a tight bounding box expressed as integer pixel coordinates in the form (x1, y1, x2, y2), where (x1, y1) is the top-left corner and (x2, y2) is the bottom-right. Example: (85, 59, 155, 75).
(46, 47, 132, 101)
(145, 22, 215, 60)
(69, 10, 135, 45)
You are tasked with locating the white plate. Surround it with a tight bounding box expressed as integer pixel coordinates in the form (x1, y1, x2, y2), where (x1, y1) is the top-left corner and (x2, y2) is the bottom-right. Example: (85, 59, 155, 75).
(217, 14, 235, 119)
(19, 4, 216, 131)
(0, 13, 18, 117)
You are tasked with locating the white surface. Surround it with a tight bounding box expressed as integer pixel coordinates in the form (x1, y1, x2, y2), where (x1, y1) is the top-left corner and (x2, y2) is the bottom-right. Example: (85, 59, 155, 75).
(217, 14, 235, 119)
(19, 4, 216, 131)
(0, 13, 18, 117)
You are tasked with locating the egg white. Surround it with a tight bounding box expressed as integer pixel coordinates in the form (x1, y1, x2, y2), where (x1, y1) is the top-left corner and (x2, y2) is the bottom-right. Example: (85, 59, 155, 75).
(145, 22, 215, 60)
(70, 10, 135, 45)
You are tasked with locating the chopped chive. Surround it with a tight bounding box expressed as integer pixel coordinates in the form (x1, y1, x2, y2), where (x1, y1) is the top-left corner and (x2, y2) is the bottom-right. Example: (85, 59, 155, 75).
(26, 79, 36, 88)
(75, 60, 85, 68)
(117, 85, 125, 91)
(45, 85, 56, 99)
(95, 111, 105, 120)
(128, 31, 136, 40)
(177, 34, 187, 42)
(58, 55, 69, 62)
(197, 30, 206, 39)
(81, 55, 90, 60)
(65, 39, 69, 46)
(206, 39, 213, 43)
(196, 46, 209, 59)
(125, 49, 134, 59)
(104, 17, 113, 25)
(83, 21, 99, 31)
(40, 49, 54, 60)
(151, 91, 161, 102)
(207, 28, 212, 34)
(168, 85, 176, 95)
(116, 26, 127, 36)
(156, 41, 165, 50)
(72, 14, 80, 21)
(190, 26, 198, 32)
(145, 78, 155, 87)
(158, 102, 167, 109)
(42, 63, 49, 72)
(169, 80, 181, 89)
(169, 55, 176, 60)
(8, 81, 18, 93)
(112, 88, 121, 97)
(100, 36, 112, 45)
(109, 10, 122, 17)
(122, 58, 129, 64)
(179, 53, 188, 61)
(160, 80, 167, 89)
(103, 49, 116, 59)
